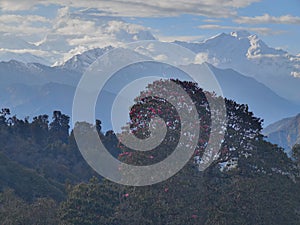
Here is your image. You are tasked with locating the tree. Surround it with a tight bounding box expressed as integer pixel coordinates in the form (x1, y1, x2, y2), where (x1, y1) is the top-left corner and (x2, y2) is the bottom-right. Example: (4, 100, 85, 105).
(0, 189, 60, 225)
(30, 115, 49, 146)
(113, 162, 206, 225)
(96, 119, 102, 135)
(49, 111, 70, 143)
(59, 177, 119, 225)
(114, 79, 299, 224)
(0, 108, 10, 127)
(292, 144, 300, 167)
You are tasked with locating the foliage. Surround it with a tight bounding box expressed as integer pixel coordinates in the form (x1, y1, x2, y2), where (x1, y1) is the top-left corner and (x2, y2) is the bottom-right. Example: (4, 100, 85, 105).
(0, 152, 64, 202)
(0, 189, 60, 225)
(112, 79, 300, 224)
(0, 79, 299, 224)
(292, 143, 300, 166)
(59, 178, 119, 225)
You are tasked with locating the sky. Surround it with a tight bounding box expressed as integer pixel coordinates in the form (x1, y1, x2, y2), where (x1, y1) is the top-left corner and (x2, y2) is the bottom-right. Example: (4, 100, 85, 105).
(0, 0, 299, 64)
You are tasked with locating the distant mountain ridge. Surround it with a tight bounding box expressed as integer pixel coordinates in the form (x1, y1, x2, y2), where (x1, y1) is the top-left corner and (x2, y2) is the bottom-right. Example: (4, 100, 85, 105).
(1, 57, 299, 130)
(206, 64, 300, 126)
(263, 113, 300, 153)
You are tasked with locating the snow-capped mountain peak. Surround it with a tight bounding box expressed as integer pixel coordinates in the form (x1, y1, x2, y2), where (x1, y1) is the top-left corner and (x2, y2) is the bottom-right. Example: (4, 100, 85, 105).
(230, 30, 251, 39)
(174, 31, 300, 103)
(246, 34, 287, 57)
(58, 46, 113, 73)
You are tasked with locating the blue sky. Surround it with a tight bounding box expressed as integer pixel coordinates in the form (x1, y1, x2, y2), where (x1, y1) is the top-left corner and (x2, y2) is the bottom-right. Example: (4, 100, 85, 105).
(0, 0, 299, 59)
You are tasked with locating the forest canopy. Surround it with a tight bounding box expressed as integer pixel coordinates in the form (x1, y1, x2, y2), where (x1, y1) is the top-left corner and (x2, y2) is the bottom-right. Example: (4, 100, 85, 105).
(0, 79, 299, 224)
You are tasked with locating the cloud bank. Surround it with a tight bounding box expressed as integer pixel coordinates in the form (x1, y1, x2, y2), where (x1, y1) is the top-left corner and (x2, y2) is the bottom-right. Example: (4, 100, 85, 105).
(0, 0, 261, 17)
(235, 14, 300, 25)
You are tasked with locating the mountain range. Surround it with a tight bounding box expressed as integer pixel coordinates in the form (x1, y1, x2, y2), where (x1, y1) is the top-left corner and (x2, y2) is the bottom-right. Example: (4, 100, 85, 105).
(175, 31, 300, 104)
(1, 30, 300, 135)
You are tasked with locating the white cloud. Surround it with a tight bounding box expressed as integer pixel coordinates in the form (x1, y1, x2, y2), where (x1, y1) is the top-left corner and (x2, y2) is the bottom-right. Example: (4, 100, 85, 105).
(153, 54, 168, 61)
(67, 36, 114, 47)
(133, 44, 169, 62)
(158, 35, 205, 42)
(0, 14, 50, 35)
(0, 6, 156, 64)
(0, 0, 261, 18)
(106, 21, 147, 34)
(0, 48, 51, 57)
(134, 44, 155, 56)
(195, 52, 209, 64)
(235, 14, 300, 25)
(54, 19, 97, 36)
(47, 8, 154, 43)
(0, 0, 38, 11)
(0, 23, 48, 34)
(0, 14, 50, 23)
(198, 24, 285, 35)
(36, 8, 154, 63)
(194, 52, 220, 65)
(202, 19, 221, 23)
(291, 71, 300, 78)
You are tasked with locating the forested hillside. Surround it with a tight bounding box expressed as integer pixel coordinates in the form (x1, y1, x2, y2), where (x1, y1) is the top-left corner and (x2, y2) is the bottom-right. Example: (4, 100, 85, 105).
(0, 80, 299, 224)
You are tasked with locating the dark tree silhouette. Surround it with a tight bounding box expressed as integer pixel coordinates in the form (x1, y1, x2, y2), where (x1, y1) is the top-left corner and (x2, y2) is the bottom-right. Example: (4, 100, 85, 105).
(49, 111, 70, 143)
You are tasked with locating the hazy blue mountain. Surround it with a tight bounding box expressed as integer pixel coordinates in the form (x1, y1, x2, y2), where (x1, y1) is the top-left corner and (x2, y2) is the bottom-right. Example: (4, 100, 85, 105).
(1, 56, 299, 131)
(207, 64, 300, 127)
(263, 113, 300, 154)
(0, 60, 81, 88)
